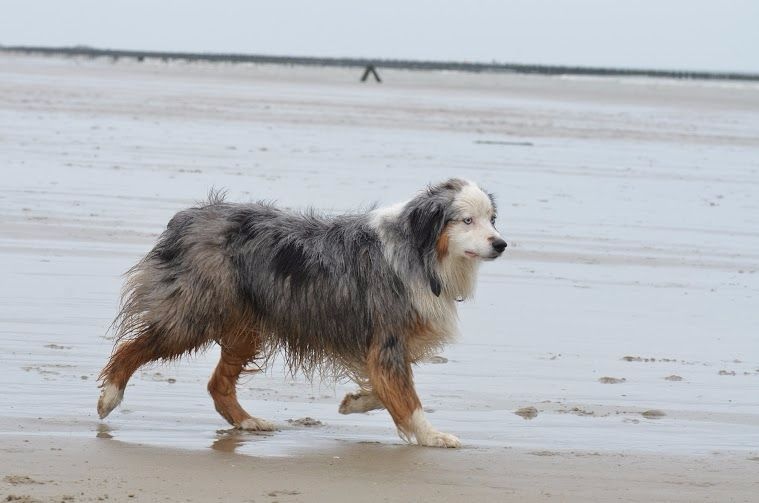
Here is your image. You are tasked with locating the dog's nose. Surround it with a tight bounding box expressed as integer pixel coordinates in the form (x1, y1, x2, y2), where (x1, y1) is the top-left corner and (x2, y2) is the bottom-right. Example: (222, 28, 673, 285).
(491, 239, 507, 253)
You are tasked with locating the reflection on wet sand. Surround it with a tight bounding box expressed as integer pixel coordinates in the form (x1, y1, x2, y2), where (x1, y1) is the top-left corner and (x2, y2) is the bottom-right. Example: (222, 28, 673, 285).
(96, 423, 113, 439)
(211, 429, 276, 454)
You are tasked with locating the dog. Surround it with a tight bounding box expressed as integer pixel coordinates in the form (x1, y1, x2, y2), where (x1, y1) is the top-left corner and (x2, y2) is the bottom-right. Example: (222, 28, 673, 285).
(97, 178, 506, 448)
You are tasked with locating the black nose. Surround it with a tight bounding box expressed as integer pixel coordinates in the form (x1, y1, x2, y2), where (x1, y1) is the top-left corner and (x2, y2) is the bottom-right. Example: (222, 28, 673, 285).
(492, 239, 507, 253)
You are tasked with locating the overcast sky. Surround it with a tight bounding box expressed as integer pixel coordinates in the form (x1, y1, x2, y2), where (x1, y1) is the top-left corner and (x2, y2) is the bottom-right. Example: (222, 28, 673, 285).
(2, 0, 757, 73)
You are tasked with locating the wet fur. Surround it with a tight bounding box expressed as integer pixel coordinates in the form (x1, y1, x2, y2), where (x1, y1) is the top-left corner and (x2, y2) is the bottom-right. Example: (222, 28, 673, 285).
(98, 178, 498, 445)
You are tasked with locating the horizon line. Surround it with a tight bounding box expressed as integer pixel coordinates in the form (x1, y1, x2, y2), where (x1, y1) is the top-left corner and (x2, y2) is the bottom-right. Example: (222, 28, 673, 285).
(2, 44, 758, 82)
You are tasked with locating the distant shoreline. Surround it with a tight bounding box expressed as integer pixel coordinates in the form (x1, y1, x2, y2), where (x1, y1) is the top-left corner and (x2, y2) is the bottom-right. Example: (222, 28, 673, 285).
(2, 44, 758, 82)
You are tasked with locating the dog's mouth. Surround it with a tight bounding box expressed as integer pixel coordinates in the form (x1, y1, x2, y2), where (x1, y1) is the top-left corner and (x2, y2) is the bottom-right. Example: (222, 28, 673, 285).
(466, 250, 502, 261)
(465, 250, 503, 260)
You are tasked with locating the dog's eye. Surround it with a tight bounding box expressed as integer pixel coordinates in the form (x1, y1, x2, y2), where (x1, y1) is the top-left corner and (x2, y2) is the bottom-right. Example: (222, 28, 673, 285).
(490, 216, 496, 225)
(463, 217, 473, 225)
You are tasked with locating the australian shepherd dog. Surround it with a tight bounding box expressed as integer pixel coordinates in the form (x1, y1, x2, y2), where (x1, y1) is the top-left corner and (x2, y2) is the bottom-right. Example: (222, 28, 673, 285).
(97, 178, 507, 448)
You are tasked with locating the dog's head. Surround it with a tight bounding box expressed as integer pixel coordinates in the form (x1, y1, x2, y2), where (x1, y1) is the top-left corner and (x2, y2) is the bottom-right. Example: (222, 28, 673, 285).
(403, 178, 506, 296)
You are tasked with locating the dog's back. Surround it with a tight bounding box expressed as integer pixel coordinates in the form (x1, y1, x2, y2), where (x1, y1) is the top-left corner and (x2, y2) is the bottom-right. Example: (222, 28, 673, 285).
(105, 199, 420, 379)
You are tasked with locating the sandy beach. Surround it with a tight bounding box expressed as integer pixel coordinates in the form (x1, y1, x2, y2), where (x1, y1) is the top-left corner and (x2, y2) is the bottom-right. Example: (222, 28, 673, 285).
(1, 53, 758, 502)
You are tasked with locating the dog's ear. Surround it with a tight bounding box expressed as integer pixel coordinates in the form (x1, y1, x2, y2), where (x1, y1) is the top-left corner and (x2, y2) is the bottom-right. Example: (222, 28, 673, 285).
(406, 194, 447, 297)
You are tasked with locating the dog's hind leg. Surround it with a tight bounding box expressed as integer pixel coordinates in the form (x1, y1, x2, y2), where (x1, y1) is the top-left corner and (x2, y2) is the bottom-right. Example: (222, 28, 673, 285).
(367, 335, 461, 448)
(97, 332, 179, 419)
(208, 334, 275, 431)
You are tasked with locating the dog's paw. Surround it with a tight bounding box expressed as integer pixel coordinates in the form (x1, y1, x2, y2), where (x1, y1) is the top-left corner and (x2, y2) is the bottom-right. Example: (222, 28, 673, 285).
(97, 382, 124, 419)
(237, 417, 276, 431)
(417, 430, 461, 448)
(338, 392, 360, 414)
(339, 392, 383, 414)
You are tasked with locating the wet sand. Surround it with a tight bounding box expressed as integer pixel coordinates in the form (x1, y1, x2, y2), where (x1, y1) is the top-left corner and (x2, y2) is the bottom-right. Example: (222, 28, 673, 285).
(1, 54, 758, 501)
(3, 431, 758, 503)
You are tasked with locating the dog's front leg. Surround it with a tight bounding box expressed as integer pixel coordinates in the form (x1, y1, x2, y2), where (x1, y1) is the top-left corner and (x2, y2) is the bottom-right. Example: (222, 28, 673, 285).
(339, 388, 384, 414)
(366, 335, 461, 448)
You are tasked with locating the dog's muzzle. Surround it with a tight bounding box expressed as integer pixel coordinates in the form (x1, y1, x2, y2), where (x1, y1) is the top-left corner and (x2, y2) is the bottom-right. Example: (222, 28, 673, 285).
(491, 238, 507, 255)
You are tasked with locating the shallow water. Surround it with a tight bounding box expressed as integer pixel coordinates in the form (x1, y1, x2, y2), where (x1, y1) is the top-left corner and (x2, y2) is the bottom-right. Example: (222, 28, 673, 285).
(1, 55, 758, 457)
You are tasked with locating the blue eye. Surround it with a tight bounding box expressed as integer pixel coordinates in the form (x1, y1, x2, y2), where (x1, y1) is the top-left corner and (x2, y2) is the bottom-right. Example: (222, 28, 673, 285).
(463, 217, 473, 225)
(490, 216, 496, 224)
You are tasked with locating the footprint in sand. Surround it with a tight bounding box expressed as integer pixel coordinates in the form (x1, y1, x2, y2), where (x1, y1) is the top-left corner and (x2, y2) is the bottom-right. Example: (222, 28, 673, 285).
(598, 376, 626, 384)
